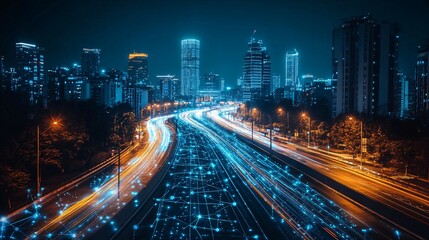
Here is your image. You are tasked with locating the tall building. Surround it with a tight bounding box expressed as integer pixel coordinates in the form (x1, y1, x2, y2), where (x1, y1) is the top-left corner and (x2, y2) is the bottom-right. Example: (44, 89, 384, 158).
(15, 42, 45, 105)
(285, 49, 299, 87)
(0, 56, 4, 79)
(63, 76, 90, 101)
(416, 44, 429, 113)
(126, 86, 149, 120)
(332, 15, 399, 117)
(203, 73, 221, 91)
(47, 67, 69, 102)
(128, 52, 149, 86)
(81, 48, 101, 78)
(181, 39, 200, 97)
(271, 74, 281, 94)
(242, 37, 271, 102)
(158, 75, 180, 101)
(0, 56, 5, 90)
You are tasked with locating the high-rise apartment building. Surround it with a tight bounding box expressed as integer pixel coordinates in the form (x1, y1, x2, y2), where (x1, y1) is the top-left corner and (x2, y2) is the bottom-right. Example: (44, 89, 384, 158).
(285, 49, 299, 87)
(81, 48, 101, 78)
(271, 74, 281, 94)
(158, 75, 180, 101)
(242, 37, 271, 102)
(128, 52, 149, 86)
(181, 39, 200, 97)
(332, 15, 399, 117)
(416, 44, 429, 114)
(203, 73, 222, 91)
(0, 56, 5, 90)
(15, 42, 45, 105)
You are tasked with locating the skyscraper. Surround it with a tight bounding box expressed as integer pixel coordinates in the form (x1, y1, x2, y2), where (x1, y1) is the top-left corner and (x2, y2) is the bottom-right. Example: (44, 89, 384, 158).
(81, 48, 101, 78)
(203, 73, 221, 91)
(416, 43, 429, 113)
(242, 37, 271, 102)
(158, 75, 180, 101)
(0, 56, 5, 90)
(271, 74, 281, 94)
(181, 39, 200, 97)
(128, 52, 149, 86)
(332, 15, 399, 117)
(15, 42, 45, 105)
(285, 49, 299, 87)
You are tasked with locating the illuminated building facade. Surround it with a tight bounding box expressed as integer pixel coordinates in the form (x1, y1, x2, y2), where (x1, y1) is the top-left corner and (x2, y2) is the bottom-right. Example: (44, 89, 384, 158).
(128, 52, 149, 86)
(271, 74, 281, 94)
(332, 14, 399, 117)
(242, 38, 271, 102)
(158, 74, 180, 101)
(15, 42, 45, 105)
(416, 44, 429, 113)
(81, 48, 101, 78)
(181, 39, 200, 97)
(285, 49, 299, 87)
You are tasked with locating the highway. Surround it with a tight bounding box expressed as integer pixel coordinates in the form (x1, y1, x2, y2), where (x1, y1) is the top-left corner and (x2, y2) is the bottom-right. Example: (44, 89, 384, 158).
(211, 107, 429, 239)
(1, 116, 175, 239)
(112, 110, 384, 239)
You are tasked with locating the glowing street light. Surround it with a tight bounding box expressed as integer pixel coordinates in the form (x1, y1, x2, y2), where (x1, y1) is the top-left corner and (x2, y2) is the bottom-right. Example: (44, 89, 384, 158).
(302, 113, 311, 148)
(348, 116, 364, 170)
(37, 119, 61, 198)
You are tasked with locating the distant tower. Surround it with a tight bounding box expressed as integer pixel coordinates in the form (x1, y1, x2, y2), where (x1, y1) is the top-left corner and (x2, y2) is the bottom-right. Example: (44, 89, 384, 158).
(158, 74, 180, 101)
(181, 39, 200, 97)
(81, 48, 101, 78)
(203, 73, 221, 91)
(285, 49, 299, 87)
(416, 44, 429, 114)
(271, 74, 281, 94)
(242, 36, 271, 102)
(16, 42, 45, 105)
(128, 52, 149, 86)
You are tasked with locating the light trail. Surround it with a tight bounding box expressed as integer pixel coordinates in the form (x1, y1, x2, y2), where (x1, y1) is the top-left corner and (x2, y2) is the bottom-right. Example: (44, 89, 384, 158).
(1, 116, 175, 239)
(212, 107, 429, 239)
(140, 115, 271, 239)
(181, 110, 366, 239)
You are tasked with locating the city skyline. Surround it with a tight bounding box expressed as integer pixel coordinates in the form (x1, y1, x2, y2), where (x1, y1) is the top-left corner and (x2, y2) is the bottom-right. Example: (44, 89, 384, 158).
(1, 0, 429, 86)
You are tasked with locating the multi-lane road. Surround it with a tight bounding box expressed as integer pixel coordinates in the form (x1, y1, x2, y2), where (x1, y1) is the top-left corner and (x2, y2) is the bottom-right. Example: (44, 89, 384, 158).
(111, 109, 409, 239)
(1, 116, 175, 239)
(2, 107, 428, 239)
(211, 107, 429, 239)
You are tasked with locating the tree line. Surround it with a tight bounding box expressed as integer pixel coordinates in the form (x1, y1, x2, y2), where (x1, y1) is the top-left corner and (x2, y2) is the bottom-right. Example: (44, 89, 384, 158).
(237, 100, 429, 178)
(0, 90, 136, 212)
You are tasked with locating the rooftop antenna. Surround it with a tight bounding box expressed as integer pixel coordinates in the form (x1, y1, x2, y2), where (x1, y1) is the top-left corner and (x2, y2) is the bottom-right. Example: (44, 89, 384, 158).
(251, 29, 256, 41)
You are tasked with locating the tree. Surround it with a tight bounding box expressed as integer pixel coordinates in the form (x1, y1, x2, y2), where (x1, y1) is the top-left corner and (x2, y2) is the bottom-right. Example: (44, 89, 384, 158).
(313, 121, 329, 146)
(330, 116, 360, 156)
(0, 166, 30, 209)
(391, 140, 417, 176)
(367, 125, 393, 170)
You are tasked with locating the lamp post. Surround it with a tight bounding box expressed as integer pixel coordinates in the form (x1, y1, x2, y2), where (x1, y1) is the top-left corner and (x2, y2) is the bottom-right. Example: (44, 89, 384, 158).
(277, 108, 285, 136)
(252, 108, 257, 142)
(37, 120, 59, 197)
(302, 113, 311, 148)
(349, 117, 363, 170)
(266, 114, 273, 156)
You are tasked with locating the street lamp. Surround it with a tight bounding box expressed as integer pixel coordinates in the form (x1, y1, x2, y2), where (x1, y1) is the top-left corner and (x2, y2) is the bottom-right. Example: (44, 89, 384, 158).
(302, 113, 311, 148)
(251, 108, 258, 141)
(349, 117, 363, 170)
(266, 114, 273, 156)
(37, 120, 60, 198)
(277, 108, 285, 135)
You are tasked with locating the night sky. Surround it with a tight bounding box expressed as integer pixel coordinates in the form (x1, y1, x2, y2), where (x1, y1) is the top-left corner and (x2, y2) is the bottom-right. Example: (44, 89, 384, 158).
(1, 0, 428, 86)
